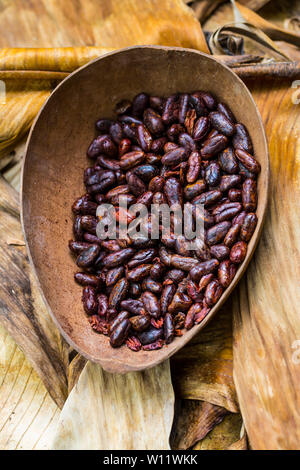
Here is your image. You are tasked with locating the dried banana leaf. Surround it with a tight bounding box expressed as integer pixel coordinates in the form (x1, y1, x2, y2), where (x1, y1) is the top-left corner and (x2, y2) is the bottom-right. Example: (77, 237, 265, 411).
(284, 17, 300, 33)
(0, 175, 69, 409)
(203, 0, 235, 31)
(67, 354, 87, 394)
(0, 0, 208, 157)
(0, 47, 112, 72)
(0, 80, 51, 157)
(262, 0, 300, 31)
(193, 413, 243, 450)
(209, 22, 291, 61)
(52, 361, 174, 450)
(242, 0, 271, 9)
(0, 0, 209, 51)
(0, 324, 60, 450)
(216, 54, 263, 65)
(0, 0, 240, 451)
(191, 0, 270, 23)
(239, 0, 300, 62)
(233, 80, 300, 449)
(171, 301, 239, 413)
(0, 49, 113, 157)
(192, 0, 226, 23)
(170, 400, 228, 449)
(82, 0, 209, 52)
(1, 136, 27, 191)
(235, 1, 300, 47)
(226, 434, 248, 450)
(205, 0, 300, 62)
(228, 61, 300, 79)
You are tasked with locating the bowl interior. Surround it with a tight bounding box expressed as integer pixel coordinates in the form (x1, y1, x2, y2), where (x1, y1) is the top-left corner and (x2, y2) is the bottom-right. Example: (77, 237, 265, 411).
(22, 46, 269, 373)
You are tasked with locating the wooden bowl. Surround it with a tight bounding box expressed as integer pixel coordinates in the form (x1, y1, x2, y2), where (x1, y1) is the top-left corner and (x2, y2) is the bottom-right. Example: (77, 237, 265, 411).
(21, 46, 269, 373)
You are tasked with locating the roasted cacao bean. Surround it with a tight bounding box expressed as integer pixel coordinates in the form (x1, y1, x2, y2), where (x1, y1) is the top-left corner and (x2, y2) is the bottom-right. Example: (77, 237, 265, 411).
(71, 90, 260, 352)
(110, 319, 130, 347)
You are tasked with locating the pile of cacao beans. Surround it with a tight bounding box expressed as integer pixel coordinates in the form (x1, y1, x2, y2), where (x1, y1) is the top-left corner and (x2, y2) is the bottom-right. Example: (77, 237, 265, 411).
(69, 91, 260, 351)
